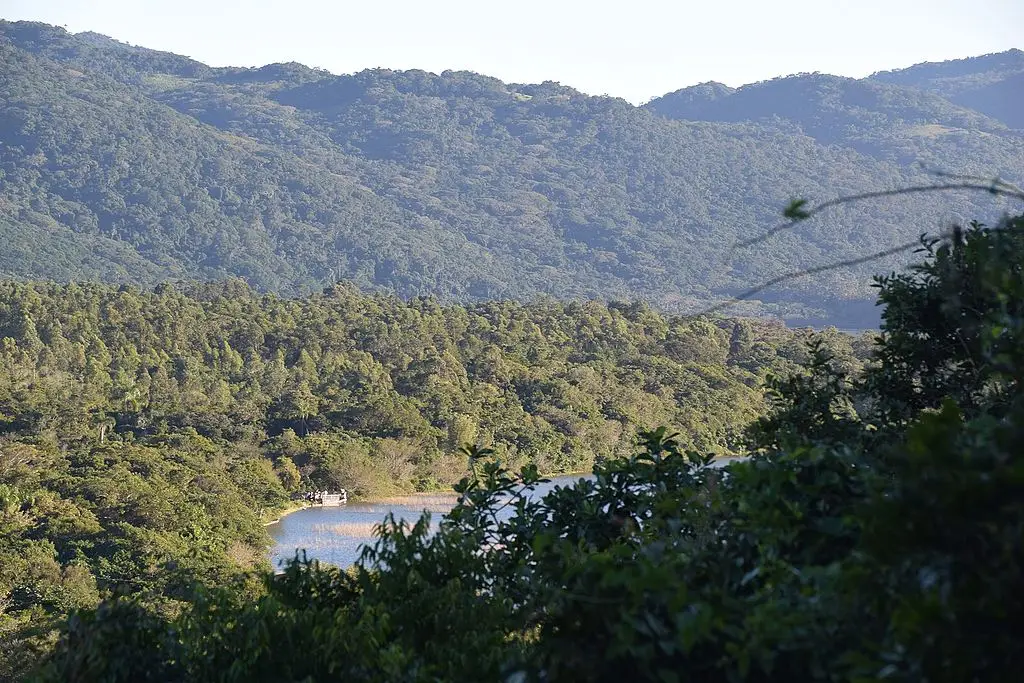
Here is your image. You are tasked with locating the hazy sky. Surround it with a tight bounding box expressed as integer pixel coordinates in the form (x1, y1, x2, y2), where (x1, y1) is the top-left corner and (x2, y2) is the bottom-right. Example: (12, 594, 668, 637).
(4, 0, 1022, 103)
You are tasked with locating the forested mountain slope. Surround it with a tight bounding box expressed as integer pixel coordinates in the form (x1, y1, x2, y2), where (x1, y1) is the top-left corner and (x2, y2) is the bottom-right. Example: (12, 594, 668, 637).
(644, 72, 1022, 168)
(1, 21, 1021, 324)
(870, 48, 1024, 130)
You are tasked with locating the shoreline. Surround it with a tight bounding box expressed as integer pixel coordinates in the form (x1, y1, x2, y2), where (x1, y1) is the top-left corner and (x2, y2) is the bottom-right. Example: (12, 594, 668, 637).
(263, 468, 597, 528)
(264, 459, 741, 529)
(263, 500, 310, 527)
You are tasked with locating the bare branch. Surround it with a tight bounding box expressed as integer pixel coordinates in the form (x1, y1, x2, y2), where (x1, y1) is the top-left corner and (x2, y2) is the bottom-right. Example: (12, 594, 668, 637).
(732, 181, 1024, 252)
(920, 168, 1024, 196)
(701, 237, 928, 316)
(703, 208, 1024, 316)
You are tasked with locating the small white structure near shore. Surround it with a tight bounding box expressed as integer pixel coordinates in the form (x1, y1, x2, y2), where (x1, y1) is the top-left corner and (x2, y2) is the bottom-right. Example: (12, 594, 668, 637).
(309, 489, 348, 506)
(320, 490, 347, 506)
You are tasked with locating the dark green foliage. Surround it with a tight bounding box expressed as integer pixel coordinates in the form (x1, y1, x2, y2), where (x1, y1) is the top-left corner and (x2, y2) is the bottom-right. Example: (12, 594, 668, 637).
(0, 278, 847, 679)
(866, 215, 1024, 423)
(1, 21, 1022, 324)
(32, 214, 1024, 681)
(0, 434, 271, 682)
(47, 600, 183, 683)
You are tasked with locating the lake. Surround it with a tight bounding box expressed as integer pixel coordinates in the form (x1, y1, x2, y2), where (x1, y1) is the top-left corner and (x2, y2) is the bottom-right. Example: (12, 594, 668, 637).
(267, 473, 592, 570)
(268, 457, 743, 570)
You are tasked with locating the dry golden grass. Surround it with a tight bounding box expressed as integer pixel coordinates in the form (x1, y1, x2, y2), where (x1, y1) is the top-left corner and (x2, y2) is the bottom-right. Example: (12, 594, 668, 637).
(311, 521, 381, 537)
(372, 493, 459, 511)
(226, 540, 263, 568)
(310, 515, 445, 539)
(904, 124, 958, 138)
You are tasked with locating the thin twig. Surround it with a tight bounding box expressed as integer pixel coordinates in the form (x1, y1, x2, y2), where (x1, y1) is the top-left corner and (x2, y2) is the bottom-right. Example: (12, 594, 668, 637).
(921, 169, 1024, 196)
(733, 182, 1024, 252)
(705, 175, 1024, 316)
(701, 237, 930, 316)
(704, 210, 1024, 316)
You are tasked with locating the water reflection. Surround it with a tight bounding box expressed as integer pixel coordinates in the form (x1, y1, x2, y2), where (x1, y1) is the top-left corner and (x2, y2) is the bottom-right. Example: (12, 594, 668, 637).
(267, 474, 591, 570)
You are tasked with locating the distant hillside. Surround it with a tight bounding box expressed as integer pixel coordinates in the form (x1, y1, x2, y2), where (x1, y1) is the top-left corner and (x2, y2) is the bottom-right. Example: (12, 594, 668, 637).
(870, 49, 1024, 129)
(644, 68, 1023, 168)
(1, 20, 1022, 325)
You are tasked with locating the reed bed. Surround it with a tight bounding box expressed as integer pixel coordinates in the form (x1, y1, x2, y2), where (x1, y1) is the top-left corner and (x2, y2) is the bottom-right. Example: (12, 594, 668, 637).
(311, 521, 381, 537)
(372, 493, 459, 507)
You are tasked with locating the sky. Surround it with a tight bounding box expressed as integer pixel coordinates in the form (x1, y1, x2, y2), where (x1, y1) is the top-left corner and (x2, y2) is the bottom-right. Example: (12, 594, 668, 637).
(3, 0, 1023, 103)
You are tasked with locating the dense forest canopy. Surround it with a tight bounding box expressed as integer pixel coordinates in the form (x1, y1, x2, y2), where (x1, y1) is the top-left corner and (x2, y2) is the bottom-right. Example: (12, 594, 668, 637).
(870, 48, 1024, 129)
(1, 20, 1021, 325)
(21, 212, 1024, 682)
(0, 280, 867, 465)
(0, 278, 868, 678)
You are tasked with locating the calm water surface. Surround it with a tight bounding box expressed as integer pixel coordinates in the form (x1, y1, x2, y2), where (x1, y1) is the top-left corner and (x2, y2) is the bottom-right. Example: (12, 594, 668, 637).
(268, 473, 592, 570)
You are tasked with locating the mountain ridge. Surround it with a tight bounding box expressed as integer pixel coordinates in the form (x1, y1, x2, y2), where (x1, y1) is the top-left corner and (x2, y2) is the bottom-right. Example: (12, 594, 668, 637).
(1, 19, 1022, 326)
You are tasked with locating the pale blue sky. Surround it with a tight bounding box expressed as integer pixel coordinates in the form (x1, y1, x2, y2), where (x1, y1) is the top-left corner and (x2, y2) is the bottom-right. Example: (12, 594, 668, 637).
(4, 0, 1022, 103)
